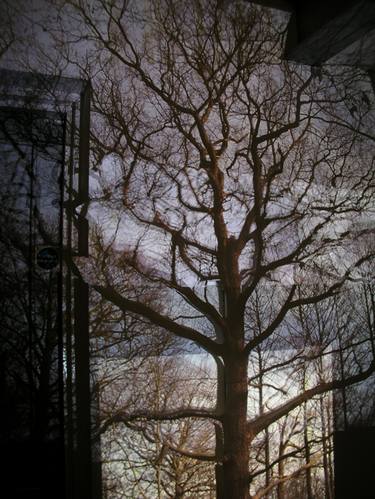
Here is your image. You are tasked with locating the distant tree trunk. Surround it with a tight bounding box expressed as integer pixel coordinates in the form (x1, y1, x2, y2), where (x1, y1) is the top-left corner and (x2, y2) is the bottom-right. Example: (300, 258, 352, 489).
(303, 401, 313, 499)
(264, 428, 270, 495)
(256, 346, 270, 495)
(320, 396, 332, 499)
(326, 402, 335, 499)
(222, 353, 251, 499)
(277, 457, 285, 499)
(174, 483, 183, 499)
(277, 427, 287, 499)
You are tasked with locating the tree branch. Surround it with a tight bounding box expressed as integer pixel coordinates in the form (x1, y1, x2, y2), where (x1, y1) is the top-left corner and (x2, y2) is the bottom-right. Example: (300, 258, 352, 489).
(98, 406, 221, 436)
(244, 285, 297, 354)
(253, 455, 321, 499)
(94, 284, 224, 356)
(249, 360, 375, 435)
(166, 442, 220, 463)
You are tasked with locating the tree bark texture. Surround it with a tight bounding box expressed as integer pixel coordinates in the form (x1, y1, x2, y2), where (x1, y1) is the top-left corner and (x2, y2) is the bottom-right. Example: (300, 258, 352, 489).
(222, 355, 251, 499)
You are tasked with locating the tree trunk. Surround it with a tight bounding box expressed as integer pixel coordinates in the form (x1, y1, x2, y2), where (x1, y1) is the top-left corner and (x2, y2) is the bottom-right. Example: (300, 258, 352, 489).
(257, 348, 270, 495)
(303, 404, 313, 499)
(277, 458, 285, 499)
(222, 354, 251, 499)
(277, 441, 286, 499)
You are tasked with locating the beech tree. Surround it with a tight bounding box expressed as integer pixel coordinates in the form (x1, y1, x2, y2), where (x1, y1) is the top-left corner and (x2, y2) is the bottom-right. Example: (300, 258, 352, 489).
(20, 0, 375, 497)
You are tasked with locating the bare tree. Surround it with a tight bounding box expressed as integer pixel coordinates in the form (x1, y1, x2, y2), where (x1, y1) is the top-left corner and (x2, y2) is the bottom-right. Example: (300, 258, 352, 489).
(98, 355, 216, 498)
(16, 0, 375, 497)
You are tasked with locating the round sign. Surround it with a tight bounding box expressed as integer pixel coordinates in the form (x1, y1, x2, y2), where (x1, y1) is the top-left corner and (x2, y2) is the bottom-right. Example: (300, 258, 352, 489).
(36, 247, 59, 270)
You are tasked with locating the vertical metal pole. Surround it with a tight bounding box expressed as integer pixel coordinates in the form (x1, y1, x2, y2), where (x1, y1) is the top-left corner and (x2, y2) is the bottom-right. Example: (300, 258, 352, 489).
(74, 277, 92, 499)
(65, 103, 76, 499)
(57, 113, 67, 499)
(28, 142, 35, 436)
(77, 82, 91, 257)
(78, 82, 90, 206)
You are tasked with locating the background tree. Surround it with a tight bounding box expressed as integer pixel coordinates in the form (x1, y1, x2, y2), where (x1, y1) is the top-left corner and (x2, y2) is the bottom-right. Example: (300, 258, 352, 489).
(98, 354, 216, 498)
(13, 0, 375, 497)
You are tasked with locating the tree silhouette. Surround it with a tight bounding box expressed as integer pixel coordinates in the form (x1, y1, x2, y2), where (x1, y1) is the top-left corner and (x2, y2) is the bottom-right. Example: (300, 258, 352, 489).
(23, 1, 375, 497)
